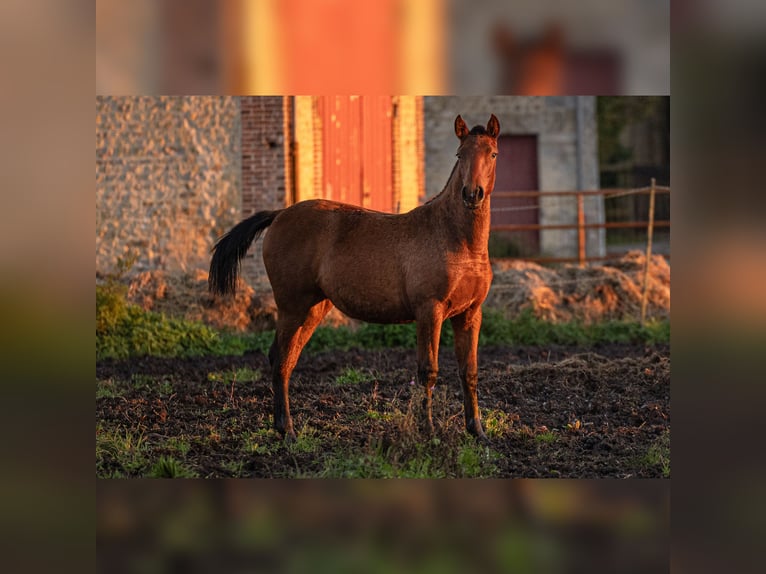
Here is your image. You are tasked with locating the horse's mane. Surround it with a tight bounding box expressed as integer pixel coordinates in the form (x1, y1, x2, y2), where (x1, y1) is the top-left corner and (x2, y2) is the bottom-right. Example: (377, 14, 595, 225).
(423, 161, 458, 206)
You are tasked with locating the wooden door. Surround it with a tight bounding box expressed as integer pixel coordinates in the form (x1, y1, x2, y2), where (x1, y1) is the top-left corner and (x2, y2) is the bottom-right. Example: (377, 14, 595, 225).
(491, 135, 540, 256)
(319, 96, 394, 212)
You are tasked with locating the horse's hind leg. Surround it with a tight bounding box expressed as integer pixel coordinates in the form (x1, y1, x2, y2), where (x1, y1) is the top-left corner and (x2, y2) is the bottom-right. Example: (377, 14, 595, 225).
(270, 299, 332, 438)
(451, 307, 488, 442)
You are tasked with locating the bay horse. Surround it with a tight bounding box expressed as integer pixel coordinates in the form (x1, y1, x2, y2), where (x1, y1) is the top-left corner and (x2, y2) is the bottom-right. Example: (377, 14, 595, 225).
(210, 114, 500, 442)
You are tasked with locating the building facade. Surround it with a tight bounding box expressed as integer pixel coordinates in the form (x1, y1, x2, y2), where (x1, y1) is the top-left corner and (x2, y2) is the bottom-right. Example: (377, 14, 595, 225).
(424, 96, 604, 259)
(96, 96, 424, 288)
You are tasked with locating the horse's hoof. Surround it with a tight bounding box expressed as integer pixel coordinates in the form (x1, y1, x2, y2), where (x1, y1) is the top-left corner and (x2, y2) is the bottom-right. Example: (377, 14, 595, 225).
(475, 432, 491, 446)
(466, 419, 490, 444)
(281, 430, 297, 443)
(419, 418, 435, 436)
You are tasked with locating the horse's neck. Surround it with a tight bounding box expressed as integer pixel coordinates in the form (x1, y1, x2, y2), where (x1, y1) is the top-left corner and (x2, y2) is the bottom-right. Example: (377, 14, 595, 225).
(434, 178, 491, 254)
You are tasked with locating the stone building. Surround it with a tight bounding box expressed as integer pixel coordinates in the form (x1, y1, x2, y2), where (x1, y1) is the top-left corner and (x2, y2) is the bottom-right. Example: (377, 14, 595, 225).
(423, 96, 603, 259)
(96, 95, 602, 291)
(96, 96, 423, 288)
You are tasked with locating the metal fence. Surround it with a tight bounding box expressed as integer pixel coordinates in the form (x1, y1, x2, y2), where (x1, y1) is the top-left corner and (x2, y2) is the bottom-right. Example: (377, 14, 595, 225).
(489, 179, 670, 266)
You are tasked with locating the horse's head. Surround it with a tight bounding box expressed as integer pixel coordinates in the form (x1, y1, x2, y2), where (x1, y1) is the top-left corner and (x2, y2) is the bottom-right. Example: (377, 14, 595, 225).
(454, 114, 500, 210)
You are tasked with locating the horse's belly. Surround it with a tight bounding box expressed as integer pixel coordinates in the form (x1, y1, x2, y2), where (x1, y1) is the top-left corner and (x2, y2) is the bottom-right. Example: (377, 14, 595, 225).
(329, 292, 414, 324)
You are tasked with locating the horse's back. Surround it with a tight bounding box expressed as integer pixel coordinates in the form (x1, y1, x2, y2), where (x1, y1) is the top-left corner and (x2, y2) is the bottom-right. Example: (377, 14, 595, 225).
(263, 200, 417, 320)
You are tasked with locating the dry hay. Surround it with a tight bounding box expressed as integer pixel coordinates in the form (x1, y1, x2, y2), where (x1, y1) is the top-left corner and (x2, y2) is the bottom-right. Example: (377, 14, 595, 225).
(120, 251, 669, 331)
(125, 269, 355, 332)
(126, 269, 277, 332)
(486, 251, 670, 323)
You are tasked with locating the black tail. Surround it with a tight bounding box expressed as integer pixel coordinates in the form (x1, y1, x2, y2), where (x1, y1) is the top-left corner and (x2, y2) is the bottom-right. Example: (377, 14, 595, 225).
(209, 210, 280, 296)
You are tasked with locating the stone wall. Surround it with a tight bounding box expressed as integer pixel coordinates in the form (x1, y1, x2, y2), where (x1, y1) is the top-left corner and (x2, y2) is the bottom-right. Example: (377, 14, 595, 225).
(423, 96, 603, 258)
(96, 96, 241, 275)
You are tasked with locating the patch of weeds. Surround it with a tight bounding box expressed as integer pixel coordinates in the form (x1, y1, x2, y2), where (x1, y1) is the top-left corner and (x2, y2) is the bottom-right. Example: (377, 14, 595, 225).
(334, 367, 374, 386)
(399, 447, 446, 478)
(365, 409, 394, 422)
(642, 431, 670, 477)
(129, 373, 155, 390)
(96, 379, 122, 400)
(148, 455, 197, 478)
(221, 460, 247, 477)
(535, 430, 558, 444)
(157, 379, 173, 395)
(96, 424, 148, 476)
(479, 308, 670, 346)
(287, 425, 322, 454)
(457, 440, 498, 478)
(242, 429, 280, 455)
(317, 433, 497, 479)
(165, 437, 191, 458)
(318, 448, 397, 479)
(482, 408, 516, 438)
(126, 374, 173, 395)
(208, 367, 262, 386)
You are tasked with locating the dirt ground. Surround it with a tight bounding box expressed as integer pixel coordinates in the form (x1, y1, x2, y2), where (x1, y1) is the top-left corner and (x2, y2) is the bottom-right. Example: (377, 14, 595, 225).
(97, 342, 669, 478)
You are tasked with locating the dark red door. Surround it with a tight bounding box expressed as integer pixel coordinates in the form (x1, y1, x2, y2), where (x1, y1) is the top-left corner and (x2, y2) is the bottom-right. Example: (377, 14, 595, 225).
(491, 135, 540, 256)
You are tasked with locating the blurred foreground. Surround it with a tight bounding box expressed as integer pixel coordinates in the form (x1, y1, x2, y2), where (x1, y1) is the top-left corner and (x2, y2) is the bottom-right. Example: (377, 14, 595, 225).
(98, 480, 668, 573)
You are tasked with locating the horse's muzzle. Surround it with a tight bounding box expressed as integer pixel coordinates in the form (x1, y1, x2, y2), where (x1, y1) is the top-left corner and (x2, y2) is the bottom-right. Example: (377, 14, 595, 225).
(462, 185, 485, 209)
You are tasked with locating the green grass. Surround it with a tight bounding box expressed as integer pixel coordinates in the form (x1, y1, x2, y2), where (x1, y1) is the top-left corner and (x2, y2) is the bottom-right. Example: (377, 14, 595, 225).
(221, 459, 247, 477)
(165, 437, 192, 458)
(148, 455, 197, 478)
(321, 444, 496, 479)
(96, 424, 148, 477)
(287, 425, 322, 454)
(242, 429, 279, 456)
(314, 431, 498, 479)
(96, 378, 122, 399)
(208, 367, 262, 386)
(334, 367, 374, 386)
(641, 431, 670, 477)
(98, 289, 670, 361)
(535, 430, 558, 444)
(482, 408, 517, 438)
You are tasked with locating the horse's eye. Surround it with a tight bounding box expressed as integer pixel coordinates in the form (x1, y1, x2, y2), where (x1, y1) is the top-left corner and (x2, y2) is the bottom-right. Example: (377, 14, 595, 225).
(491, 152, 498, 159)
(456, 153, 461, 159)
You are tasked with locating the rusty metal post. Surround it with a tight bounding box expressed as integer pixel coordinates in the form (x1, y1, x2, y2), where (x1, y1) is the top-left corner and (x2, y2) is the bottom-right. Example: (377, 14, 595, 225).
(640, 179, 657, 325)
(577, 192, 586, 266)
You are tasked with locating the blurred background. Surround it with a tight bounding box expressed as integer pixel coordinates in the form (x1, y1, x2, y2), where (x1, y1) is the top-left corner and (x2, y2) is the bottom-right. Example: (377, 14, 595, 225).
(98, 480, 669, 573)
(7, 0, 766, 572)
(96, 0, 669, 95)
(96, 95, 668, 287)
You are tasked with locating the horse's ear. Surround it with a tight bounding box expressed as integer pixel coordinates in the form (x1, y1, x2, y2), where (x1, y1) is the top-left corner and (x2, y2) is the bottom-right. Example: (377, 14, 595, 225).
(455, 115, 469, 139)
(487, 114, 500, 138)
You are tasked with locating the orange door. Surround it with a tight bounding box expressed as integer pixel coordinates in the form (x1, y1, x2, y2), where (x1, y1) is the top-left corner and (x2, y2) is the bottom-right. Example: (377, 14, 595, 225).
(319, 96, 393, 212)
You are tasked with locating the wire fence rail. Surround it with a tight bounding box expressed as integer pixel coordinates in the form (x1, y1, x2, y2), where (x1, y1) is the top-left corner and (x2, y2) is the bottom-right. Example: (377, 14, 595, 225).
(489, 180, 669, 266)
(488, 179, 669, 325)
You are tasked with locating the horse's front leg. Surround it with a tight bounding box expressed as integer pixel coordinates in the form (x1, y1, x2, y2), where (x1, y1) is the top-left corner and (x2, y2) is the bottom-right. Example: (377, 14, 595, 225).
(416, 305, 443, 435)
(451, 306, 488, 443)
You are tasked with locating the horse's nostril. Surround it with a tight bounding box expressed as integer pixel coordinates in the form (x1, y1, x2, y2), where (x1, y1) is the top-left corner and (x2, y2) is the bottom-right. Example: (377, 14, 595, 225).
(477, 187, 484, 201)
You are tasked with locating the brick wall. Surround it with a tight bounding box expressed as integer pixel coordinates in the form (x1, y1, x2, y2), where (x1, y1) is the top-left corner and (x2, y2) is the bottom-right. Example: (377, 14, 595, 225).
(96, 96, 240, 274)
(239, 96, 291, 287)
